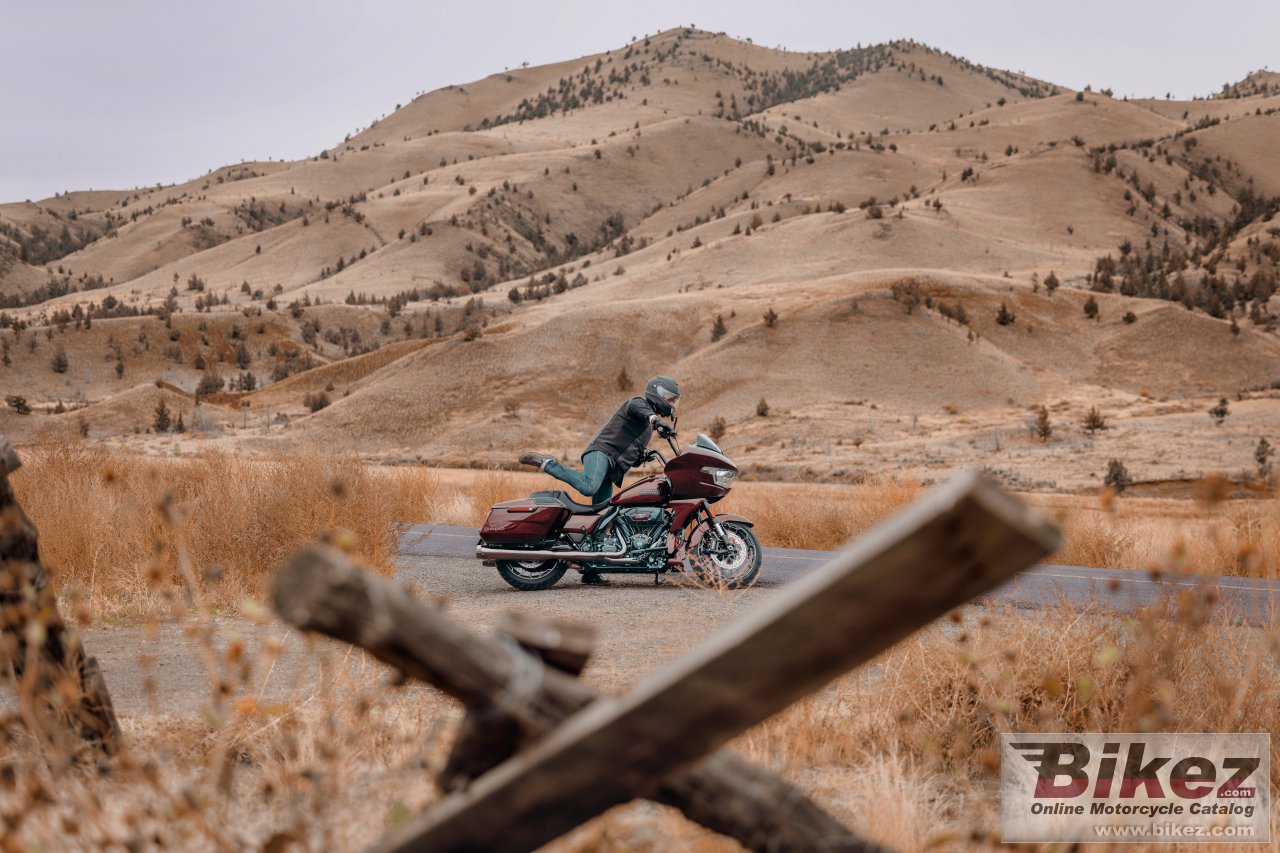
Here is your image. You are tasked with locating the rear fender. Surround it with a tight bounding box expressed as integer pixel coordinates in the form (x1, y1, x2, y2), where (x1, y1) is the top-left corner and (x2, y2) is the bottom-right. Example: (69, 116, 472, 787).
(687, 513, 753, 551)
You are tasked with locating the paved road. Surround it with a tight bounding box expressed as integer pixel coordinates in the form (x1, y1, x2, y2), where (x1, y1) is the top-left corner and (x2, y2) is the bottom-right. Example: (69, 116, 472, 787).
(398, 524, 1280, 625)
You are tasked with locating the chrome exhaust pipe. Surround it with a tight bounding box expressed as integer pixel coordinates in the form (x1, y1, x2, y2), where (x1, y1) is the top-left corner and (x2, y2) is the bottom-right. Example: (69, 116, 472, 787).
(476, 544, 628, 562)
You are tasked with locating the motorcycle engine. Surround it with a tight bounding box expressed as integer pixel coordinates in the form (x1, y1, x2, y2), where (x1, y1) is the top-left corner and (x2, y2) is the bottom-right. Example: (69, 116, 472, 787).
(617, 507, 669, 552)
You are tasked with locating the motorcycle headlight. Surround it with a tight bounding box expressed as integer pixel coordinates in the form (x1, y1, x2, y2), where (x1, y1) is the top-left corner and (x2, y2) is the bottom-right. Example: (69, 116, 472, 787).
(703, 467, 737, 488)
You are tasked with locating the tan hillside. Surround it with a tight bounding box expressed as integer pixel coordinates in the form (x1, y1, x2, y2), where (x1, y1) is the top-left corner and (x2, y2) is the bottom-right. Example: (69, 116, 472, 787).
(3, 27, 1278, 492)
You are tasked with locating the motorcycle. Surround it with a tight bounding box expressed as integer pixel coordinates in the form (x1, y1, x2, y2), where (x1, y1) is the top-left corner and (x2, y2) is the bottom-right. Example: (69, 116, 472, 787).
(476, 422, 761, 591)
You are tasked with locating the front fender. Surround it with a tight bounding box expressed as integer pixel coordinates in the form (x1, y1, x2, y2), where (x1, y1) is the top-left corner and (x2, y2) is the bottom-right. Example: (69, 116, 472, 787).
(687, 513, 753, 550)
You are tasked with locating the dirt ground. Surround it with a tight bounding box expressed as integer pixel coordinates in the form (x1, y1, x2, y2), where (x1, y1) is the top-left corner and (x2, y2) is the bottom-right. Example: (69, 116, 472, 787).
(81, 555, 775, 716)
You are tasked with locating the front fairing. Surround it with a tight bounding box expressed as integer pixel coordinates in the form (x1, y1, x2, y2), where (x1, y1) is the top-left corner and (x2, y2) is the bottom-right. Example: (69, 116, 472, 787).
(663, 445, 737, 500)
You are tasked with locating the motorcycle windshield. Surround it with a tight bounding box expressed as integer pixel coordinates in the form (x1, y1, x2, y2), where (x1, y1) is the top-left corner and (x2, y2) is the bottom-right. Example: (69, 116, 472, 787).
(694, 433, 722, 454)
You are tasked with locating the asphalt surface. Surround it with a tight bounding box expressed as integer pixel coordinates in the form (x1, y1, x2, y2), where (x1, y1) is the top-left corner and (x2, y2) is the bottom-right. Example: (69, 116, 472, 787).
(398, 523, 1280, 625)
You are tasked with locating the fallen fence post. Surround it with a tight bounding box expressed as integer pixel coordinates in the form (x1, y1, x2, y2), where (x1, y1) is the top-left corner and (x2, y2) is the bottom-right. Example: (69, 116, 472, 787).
(272, 550, 880, 852)
(0, 437, 123, 756)
(440, 612, 595, 792)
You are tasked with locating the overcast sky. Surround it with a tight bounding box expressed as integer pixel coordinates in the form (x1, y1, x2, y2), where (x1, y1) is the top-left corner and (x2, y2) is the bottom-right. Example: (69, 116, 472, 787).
(2, 0, 1276, 203)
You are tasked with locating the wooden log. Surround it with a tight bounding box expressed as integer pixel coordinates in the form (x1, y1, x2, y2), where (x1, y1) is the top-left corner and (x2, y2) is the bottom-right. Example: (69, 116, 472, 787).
(0, 437, 123, 756)
(440, 613, 596, 792)
(375, 470, 1059, 853)
(271, 549, 877, 852)
(494, 611, 596, 677)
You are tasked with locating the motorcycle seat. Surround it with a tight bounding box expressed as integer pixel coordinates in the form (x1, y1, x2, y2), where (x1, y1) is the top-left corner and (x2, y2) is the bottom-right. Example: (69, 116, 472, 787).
(529, 490, 612, 514)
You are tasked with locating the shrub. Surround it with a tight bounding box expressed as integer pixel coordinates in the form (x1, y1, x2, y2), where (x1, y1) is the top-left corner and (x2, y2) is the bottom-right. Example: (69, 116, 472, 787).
(1083, 295, 1099, 319)
(711, 314, 727, 342)
(1083, 406, 1107, 435)
(196, 371, 225, 396)
(303, 391, 331, 413)
(6, 395, 31, 415)
(709, 415, 727, 441)
(1104, 459, 1131, 493)
(50, 347, 69, 373)
(616, 367, 631, 391)
(1033, 405, 1052, 442)
(763, 307, 778, 328)
(890, 279, 922, 314)
(1209, 398, 1229, 426)
(1122, 310, 1137, 324)
(995, 302, 1015, 326)
(1256, 437, 1274, 480)
(153, 397, 172, 433)
(757, 397, 770, 417)
(1043, 271, 1059, 296)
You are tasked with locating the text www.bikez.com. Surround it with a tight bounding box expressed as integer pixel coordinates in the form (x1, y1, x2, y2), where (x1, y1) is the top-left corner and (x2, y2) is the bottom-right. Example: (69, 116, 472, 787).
(1094, 823, 1257, 839)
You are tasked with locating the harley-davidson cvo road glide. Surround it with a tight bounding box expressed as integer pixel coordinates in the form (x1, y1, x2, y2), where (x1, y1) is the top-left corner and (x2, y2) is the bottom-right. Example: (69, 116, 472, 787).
(476, 424, 760, 590)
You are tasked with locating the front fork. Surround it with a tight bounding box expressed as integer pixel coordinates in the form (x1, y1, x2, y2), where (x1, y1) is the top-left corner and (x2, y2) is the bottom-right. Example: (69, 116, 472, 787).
(668, 502, 726, 569)
(701, 502, 729, 543)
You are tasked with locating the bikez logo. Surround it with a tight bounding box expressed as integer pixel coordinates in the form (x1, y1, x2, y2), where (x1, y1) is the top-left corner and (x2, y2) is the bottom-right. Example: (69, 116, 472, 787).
(1000, 733, 1269, 843)
(1017, 741, 1259, 800)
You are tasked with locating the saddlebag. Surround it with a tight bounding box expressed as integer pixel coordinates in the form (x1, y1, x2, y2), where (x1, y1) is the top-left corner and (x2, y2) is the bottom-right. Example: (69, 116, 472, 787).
(479, 500, 570, 545)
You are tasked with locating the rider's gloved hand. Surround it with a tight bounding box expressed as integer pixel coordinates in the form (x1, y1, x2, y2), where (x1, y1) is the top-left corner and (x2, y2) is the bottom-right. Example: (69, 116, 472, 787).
(655, 422, 675, 438)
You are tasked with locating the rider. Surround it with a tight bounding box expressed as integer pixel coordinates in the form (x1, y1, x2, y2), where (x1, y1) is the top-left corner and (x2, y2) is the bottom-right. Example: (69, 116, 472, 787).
(519, 376, 679, 584)
(520, 375, 679, 503)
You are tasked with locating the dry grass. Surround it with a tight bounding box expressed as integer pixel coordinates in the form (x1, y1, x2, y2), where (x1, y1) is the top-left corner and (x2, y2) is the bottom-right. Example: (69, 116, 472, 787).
(12, 433, 437, 617)
(1037, 488, 1280, 578)
(16, 434, 1280, 624)
(1, 633, 457, 851)
(720, 476, 922, 551)
(5, 449, 1280, 850)
(734, 593, 1280, 848)
(9, 575, 1274, 850)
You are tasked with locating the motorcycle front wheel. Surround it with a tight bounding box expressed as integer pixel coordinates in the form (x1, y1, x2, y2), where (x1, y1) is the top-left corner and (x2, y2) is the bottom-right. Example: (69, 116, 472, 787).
(690, 521, 761, 589)
(496, 559, 567, 591)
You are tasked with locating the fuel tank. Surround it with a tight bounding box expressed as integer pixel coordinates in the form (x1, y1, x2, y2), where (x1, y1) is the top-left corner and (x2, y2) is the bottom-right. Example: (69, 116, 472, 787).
(609, 475, 671, 506)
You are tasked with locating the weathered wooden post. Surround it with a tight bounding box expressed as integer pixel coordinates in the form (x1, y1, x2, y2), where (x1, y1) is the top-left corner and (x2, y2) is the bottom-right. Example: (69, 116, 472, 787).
(272, 548, 878, 852)
(0, 437, 123, 756)
(438, 612, 595, 792)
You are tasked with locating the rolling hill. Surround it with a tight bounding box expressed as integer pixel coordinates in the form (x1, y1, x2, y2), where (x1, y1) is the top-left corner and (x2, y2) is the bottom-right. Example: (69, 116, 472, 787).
(2, 26, 1278, 492)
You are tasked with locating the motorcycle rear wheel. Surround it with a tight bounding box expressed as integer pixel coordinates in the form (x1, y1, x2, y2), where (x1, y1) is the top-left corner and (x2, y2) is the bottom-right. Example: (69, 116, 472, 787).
(496, 558, 568, 591)
(691, 521, 761, 589)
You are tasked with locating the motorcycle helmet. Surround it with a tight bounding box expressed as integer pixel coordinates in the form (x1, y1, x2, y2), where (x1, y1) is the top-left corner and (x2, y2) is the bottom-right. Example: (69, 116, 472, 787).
(644, 375, 680, 416)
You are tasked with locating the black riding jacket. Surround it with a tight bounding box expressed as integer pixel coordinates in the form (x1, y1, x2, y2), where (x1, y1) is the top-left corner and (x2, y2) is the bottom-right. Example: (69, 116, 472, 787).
(583, 396, 659, 486)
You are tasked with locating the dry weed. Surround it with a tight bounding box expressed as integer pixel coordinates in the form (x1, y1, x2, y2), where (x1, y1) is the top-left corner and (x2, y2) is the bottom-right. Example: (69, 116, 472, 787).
(12, 433, 429, 617)
(735, 588, 1280, 848)
(1044, 487, 1280, 577)
(721, 476, 922, 551)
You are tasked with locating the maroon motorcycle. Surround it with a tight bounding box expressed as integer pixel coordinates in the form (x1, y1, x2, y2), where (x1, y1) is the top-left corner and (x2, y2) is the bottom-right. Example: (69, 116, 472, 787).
(477, 424, 761, 590)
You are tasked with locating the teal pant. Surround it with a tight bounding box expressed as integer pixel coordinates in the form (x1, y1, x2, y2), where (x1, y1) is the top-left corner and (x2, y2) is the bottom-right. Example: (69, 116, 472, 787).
(544, 450, 613, 503)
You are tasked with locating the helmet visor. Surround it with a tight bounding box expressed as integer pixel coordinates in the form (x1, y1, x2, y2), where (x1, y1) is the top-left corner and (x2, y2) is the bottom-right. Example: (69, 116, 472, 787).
(656, 385, 679, 413)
